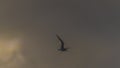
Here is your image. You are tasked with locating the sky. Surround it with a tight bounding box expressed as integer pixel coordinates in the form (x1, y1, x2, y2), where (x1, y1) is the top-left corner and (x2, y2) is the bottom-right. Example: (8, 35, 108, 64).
(1, 0, 120, 68)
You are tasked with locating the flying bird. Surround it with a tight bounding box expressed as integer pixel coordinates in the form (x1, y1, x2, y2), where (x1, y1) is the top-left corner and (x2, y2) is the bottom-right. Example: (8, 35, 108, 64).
(56, 34, 67, 51)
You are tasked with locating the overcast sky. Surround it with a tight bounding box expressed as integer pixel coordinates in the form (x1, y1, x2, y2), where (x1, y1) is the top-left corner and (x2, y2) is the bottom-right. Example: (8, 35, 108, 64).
(1, 0, 120, 68)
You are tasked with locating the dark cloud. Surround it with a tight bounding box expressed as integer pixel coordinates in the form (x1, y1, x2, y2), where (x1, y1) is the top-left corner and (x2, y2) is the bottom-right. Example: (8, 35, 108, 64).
(1, 0, 120, 68)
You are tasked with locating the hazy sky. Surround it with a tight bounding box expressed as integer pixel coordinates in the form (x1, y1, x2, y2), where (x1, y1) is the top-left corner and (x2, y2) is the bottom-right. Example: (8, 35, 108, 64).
(1, 0, 120, 68)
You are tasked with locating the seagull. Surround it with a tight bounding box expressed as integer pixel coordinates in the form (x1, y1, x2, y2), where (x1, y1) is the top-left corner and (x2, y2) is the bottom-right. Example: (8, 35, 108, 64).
(56, 34, 67, 51)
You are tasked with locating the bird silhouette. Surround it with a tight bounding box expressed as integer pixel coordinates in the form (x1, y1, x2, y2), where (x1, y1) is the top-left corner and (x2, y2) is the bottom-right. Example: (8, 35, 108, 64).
(56, 34, 67, 51)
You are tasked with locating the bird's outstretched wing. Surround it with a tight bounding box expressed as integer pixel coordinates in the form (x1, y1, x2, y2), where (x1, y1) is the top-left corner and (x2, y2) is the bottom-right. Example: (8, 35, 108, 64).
(56, 34, 64, 47)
